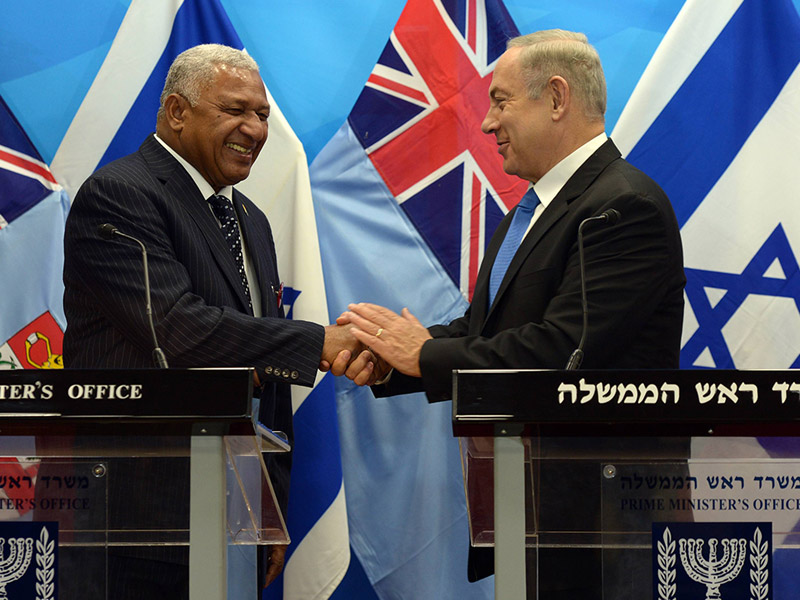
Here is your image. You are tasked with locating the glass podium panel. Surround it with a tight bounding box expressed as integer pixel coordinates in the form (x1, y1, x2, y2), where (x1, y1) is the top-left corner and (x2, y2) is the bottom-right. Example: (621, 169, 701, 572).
(225, 432, 288, 545)
(461, 435, 800, 598)
(0, 430, 287, 599)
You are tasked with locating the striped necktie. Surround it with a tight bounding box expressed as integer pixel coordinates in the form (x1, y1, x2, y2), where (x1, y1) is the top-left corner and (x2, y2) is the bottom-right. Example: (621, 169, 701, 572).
(488, 188, 540, 306)
(208, 194, 252, 310)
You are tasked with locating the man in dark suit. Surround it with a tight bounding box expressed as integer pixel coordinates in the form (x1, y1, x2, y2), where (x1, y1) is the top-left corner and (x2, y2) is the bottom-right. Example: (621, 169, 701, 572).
(62, 44, 367, 598)
(340, 30, 685, 597)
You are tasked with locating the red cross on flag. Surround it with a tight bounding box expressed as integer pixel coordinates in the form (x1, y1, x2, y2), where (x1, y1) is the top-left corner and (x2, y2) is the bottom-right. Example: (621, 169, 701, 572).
(348, 0, 526, 300)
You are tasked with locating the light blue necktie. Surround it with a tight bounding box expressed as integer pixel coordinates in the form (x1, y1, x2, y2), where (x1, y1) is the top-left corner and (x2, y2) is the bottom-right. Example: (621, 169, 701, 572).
(488, 188, 540, 306)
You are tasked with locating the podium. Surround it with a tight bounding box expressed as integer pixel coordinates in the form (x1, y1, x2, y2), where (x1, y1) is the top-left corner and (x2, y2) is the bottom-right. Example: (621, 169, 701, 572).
(453, 369, 800, 599)
(0, 368, 287, 599)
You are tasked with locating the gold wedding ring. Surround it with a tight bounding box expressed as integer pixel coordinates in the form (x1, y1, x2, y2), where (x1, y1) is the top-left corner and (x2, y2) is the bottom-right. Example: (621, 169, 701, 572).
(376, 328, 384, 338)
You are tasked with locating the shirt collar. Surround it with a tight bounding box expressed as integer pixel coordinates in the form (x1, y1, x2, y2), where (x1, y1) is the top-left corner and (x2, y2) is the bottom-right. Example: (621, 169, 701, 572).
(531, 132, 607, 208)
(153, 133, 234, 202)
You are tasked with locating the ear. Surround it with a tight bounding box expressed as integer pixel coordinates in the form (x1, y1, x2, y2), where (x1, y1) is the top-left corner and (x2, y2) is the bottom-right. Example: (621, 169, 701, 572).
(162, 93, 190, 132)
(547, 76, 570, 121)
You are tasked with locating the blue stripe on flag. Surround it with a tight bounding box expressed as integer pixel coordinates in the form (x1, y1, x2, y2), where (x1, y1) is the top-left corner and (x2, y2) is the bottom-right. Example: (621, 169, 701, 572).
(626, 0, 800, 228)
(262, 372, 345, 600)
(285, 373, 343, 553)
(265, 545, 380, 600)
(328, 549, 380, 600)
(98, 0, 242, 168)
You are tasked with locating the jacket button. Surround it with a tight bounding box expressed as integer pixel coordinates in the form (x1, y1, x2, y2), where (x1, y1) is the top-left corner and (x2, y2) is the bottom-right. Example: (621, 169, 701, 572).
(264, 366, 273, 375)
(281, 369, 290, 378)
(290, 370, 299, 380)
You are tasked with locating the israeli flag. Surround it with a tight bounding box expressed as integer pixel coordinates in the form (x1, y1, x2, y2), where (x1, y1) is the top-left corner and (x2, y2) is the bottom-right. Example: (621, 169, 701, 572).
(613, 0, 800, 371)
(48, 1, 348, 598)
(613, 0, 800, 595)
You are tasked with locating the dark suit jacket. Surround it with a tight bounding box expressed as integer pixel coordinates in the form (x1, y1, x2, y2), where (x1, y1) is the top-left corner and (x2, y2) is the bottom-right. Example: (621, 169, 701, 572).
(378, 139, 686, 583)
(383, 138, 684, 398)
(61, 134, 324, 556)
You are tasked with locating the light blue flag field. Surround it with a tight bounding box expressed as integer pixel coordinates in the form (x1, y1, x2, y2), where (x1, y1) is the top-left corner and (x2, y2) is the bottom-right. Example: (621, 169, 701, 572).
(310, 0, 523, 597)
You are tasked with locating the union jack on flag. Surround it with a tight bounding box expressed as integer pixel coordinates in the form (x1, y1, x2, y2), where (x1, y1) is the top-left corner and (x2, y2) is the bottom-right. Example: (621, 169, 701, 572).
(348, 0, 526, 300)
(0, 97, 61, 230)
(0, 95, 66, 370)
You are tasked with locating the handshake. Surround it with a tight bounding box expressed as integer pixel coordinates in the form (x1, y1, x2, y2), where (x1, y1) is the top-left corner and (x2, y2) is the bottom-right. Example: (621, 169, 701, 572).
(318, 303, 433, 386)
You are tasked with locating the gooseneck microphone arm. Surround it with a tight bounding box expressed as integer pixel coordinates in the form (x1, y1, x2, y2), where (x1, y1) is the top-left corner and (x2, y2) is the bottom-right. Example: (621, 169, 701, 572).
(564, 209, 622, 370)
(97, 223, 169, 368)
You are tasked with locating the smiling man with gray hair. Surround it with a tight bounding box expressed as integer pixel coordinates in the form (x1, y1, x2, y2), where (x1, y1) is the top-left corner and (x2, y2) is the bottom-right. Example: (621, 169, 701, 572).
(62, 43, 370, 599)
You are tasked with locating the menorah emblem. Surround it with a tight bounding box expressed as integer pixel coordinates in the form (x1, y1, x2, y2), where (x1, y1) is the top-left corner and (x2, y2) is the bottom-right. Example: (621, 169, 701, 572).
(678, 536, 747, 600)
(0, 537, 34, 597)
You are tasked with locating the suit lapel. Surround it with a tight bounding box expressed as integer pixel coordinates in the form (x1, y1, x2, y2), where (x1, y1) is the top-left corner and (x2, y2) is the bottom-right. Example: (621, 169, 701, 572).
(480, 139, 622, 327)
(140, 135, 253, 313)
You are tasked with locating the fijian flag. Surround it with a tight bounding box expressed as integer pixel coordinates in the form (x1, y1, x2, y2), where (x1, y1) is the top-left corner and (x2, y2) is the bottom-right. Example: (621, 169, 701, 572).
(612, 0, 800, 595)
(0, 95, 68, 371)
(0, 95, 67, 521)
(48, 1, 349, 598)
(310, 0, 521, 597)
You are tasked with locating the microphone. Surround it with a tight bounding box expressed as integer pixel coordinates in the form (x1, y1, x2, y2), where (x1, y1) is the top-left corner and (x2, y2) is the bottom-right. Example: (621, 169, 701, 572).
(564, 209, 622, 370)
(97, 223, 169, 369)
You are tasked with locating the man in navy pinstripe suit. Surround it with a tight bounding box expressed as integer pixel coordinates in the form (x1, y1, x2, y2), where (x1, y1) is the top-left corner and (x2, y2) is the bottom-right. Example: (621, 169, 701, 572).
(62, 44, 368, 598)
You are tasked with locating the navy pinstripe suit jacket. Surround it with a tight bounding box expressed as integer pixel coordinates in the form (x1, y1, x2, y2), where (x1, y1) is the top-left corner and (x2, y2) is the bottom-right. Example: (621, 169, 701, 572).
(62, 134, 324, 540)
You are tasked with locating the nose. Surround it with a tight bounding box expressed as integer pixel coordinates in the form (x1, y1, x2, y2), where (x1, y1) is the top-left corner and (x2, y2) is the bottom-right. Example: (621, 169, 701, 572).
(481, 107, 498, 135)
(241, 112, 268, 141)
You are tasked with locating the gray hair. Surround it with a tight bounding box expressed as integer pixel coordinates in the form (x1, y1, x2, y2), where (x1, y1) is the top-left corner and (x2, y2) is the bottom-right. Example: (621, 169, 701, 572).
(508, 30, 606, 122)
(157, 44, 260, 120)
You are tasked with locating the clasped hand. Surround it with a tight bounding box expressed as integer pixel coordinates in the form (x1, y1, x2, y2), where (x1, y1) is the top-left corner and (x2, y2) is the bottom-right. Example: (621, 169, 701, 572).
(320, 303, 432, 386)
(319, 323, 384, 386)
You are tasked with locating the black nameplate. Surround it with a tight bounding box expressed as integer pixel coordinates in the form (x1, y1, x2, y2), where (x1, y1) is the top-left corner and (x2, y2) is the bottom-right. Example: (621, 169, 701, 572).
(0, 368, 254, 435)
(452, 369, 800, 437)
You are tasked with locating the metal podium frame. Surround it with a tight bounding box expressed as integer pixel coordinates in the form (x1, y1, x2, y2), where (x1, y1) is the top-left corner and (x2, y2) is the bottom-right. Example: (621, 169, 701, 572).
(190, 422, 289, 599)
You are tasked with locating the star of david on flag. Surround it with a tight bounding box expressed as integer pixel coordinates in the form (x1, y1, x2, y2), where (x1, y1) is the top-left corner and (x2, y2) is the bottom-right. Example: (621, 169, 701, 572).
(682, 224, 800, 370)
(613, 0, 800, 372)
(349, 0, 525, 300)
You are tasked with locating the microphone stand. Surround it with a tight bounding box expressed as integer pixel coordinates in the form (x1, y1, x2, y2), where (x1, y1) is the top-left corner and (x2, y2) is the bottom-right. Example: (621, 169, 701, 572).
(98, 224, 169, 368)
(564, 209, 622, 370)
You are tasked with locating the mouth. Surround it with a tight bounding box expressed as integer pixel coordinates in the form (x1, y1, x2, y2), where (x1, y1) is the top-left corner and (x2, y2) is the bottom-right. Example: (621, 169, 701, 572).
(497, 141, 509, 155)
(225, 142, 253, 156)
